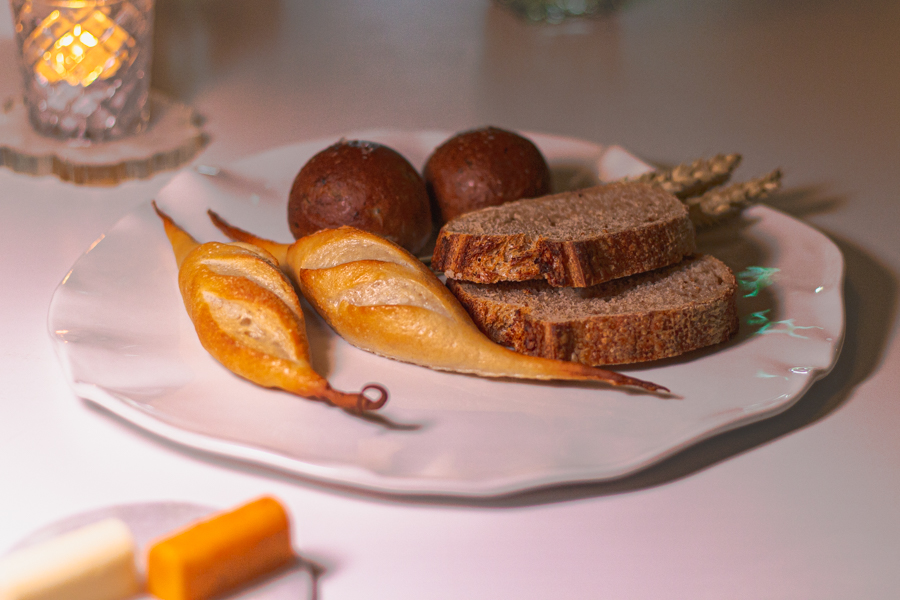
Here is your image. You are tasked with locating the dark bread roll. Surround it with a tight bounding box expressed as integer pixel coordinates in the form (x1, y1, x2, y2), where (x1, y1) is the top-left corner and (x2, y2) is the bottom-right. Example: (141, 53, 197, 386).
(424, 126, 552, 224)
(288, 140, 432, 254)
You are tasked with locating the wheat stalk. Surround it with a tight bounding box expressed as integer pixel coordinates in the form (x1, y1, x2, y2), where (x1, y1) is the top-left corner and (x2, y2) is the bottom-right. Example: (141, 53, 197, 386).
(686, 168, 783, 227)
(630, 153, 743, 199)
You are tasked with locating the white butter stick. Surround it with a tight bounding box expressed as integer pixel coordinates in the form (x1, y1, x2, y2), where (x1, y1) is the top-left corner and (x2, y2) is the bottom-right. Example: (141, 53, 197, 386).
(0, 518, 141, 600)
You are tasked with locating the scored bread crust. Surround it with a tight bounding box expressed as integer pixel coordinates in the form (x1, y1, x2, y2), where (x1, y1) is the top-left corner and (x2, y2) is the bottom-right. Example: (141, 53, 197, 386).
(446, 255, 739, 366)
(432, 182, 696, 288)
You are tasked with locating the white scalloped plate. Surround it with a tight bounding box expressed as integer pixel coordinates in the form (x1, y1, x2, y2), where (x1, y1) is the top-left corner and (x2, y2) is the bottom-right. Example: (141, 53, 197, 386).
(47, 130, 845, 498)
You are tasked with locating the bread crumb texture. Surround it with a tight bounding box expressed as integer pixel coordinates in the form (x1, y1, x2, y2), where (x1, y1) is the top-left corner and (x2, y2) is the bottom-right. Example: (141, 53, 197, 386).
(448, 254, 739, 365)
(446, 182, 683, 238)
(433, 182, 696, 287)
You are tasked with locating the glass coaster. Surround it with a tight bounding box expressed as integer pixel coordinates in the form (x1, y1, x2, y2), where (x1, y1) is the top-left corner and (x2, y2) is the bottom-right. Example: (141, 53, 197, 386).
(0, 90, 207, 185)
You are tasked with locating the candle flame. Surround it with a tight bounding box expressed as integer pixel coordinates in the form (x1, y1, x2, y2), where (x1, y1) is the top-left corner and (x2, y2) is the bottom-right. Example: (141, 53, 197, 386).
(23, 5, 135, 86)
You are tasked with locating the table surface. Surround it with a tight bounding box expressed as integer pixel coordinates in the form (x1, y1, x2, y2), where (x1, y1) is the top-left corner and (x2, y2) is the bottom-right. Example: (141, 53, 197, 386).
(2, 1, 899, 598)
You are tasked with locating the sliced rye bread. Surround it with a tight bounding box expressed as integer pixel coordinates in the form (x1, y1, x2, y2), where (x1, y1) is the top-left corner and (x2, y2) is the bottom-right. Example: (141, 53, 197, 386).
(446, 254, 739, 366)
(432, 182, 696, 288)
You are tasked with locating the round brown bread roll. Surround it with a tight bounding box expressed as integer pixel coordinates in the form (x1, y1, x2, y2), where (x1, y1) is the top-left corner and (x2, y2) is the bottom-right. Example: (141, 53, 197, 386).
(288, 140, 433, 254)
(424, 126, 552, 224)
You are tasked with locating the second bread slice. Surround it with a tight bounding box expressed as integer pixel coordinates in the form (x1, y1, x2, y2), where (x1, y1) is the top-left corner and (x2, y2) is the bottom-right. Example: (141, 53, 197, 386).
(432, 182, 696, 287)
(446, 254, 739, 366)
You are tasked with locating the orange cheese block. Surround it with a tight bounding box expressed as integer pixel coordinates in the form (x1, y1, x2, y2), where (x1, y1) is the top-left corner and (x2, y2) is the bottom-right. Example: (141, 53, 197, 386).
(147, 497, 294, 600)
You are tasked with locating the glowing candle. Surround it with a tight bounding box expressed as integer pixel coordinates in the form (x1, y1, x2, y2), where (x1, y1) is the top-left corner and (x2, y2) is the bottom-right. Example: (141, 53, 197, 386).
(25, 7, 134, 86)
(11, 0, 155, 141)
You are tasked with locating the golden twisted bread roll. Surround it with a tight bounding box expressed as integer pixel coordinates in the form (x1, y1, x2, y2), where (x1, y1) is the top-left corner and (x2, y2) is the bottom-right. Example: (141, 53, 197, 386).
(209, 211, 666, 393)
(153, 203, 387, 412)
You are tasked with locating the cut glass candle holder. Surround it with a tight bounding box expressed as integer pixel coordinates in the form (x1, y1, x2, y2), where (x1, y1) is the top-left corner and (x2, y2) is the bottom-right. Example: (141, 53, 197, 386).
(10, 0, 155, 142)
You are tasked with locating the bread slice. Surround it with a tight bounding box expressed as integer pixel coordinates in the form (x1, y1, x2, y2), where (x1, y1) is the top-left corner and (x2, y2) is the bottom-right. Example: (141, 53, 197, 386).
(446, 254, 739, 366)
(432, 182, 696, 288)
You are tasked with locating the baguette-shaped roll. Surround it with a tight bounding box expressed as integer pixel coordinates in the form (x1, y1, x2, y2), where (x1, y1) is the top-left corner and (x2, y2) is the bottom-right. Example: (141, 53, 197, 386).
(209, 212, 666, 393)
(153, 203, 387, 411)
